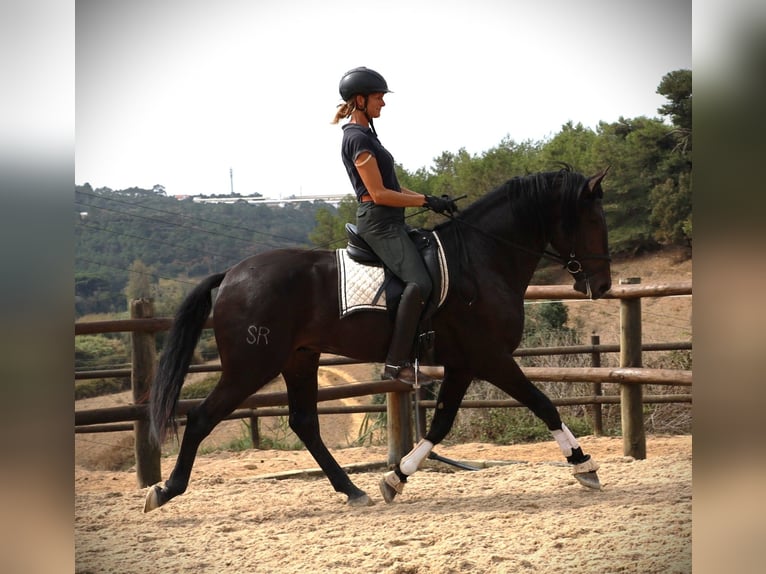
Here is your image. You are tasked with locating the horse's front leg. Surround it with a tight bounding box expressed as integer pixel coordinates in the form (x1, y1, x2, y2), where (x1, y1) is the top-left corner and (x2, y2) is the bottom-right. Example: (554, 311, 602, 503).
(379, 368, 473, 503)
(283, 350, 374, 507)
(488, 359, 602, 490)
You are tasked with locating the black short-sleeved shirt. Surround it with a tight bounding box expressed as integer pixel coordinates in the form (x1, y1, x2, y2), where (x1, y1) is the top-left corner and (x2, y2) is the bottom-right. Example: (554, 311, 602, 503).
(341, 123, 401, 201)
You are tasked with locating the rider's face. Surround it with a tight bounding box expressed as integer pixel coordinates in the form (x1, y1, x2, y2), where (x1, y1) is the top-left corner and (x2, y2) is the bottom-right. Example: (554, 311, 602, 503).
(365, 93, 386, 118)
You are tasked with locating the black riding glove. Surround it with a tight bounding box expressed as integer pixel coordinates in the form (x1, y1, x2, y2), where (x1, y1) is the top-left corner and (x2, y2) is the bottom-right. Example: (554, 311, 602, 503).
(423, 194, 458, 215)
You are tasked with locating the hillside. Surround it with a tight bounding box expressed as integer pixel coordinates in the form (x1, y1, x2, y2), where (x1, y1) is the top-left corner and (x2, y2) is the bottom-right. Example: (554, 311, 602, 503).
(75, 184, 339, 316)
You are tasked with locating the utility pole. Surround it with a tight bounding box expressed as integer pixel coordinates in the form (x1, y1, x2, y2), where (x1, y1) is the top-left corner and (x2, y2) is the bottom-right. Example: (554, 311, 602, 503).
(230, 167, 234, 195)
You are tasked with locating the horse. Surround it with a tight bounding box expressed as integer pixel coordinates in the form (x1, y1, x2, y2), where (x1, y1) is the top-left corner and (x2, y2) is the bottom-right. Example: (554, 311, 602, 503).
(144, 165, 612, 512)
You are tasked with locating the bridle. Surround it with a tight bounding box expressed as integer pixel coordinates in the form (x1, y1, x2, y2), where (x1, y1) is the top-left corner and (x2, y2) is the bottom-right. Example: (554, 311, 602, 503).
(545, 237, 612, 282)
(439, 196, 611, 287)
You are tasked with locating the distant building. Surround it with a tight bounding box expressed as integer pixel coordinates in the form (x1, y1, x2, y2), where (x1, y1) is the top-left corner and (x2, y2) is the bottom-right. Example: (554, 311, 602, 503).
(190, 194, 349, 208)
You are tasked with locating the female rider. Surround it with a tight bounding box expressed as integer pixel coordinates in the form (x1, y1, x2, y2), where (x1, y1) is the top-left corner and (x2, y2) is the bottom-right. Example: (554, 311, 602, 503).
(332, 67, 456, 383)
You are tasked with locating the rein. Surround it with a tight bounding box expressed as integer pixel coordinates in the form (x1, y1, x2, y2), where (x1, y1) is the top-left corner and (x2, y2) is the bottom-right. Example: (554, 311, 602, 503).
(442, 212, 610, 280)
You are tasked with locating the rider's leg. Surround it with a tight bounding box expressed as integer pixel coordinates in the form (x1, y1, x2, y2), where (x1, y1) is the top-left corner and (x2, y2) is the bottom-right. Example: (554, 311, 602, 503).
(382, 283, 433, 384)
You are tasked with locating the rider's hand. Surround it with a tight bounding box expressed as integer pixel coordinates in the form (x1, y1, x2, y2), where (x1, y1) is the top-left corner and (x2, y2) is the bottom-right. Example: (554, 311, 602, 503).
(423, 194, 458, 215)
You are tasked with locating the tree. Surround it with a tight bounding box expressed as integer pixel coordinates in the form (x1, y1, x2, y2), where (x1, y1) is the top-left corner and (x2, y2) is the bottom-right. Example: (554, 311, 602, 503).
(650, 171, 692, 246)
(653, 70, 692, 247)
(657, 69, 692, 131)
(657, 69, 692, 154)
(309, 207, 340, 248)
(124, 259, 156, 305)
(309, 196, 356, 248)
(75, 272, 125, 316)
(540, 122, 598, 172)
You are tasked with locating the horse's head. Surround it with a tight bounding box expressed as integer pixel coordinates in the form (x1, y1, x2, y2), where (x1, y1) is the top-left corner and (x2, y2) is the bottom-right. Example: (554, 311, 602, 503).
(551, 167, 612, 300)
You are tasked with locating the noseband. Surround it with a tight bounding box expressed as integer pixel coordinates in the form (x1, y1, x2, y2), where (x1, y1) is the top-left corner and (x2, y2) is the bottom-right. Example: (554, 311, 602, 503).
(543, 214, 612, 287)
(550, 248, 612, 281)
(545, 226, 611, 299)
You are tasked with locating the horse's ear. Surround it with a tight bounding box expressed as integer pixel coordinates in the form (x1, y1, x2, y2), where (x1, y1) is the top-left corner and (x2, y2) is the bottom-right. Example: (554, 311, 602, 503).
(585, 166, 610, 196)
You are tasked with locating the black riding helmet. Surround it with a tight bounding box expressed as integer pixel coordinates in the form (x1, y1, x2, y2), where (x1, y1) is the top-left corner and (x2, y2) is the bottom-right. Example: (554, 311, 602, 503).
(339, 67, 391, 136)
(339, 67, 391, 101)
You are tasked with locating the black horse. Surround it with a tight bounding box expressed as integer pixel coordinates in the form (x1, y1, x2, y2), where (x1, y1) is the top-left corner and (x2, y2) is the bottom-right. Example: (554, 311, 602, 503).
(144, 166, 611, 512)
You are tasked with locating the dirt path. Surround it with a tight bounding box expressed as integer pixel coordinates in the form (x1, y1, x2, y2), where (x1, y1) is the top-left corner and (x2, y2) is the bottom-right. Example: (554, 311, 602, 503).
(75, 435, 691, 573)
(75, 362, 381, 470)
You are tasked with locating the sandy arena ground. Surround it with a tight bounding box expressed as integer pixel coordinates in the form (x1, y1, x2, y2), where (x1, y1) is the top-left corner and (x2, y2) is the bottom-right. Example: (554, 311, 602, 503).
(75, 435, 691, 573)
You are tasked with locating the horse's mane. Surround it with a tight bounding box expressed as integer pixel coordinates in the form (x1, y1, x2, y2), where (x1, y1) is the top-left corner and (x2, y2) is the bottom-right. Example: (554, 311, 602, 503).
(437, 165, 588, 238)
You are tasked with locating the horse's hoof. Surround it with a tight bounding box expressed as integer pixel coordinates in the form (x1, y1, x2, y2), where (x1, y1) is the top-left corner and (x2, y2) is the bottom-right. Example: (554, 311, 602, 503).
(379, 475, 398, 504)
(143, 484, 164, 513)
(574, 470, 602, 490)
(348, 493, 374, 507)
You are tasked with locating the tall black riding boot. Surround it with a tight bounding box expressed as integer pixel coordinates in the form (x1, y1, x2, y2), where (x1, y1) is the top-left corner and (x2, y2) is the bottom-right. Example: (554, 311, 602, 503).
(382, 283, 434, 385)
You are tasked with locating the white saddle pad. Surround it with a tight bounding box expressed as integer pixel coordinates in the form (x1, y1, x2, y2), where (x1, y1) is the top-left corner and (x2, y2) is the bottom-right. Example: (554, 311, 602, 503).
(336, 249, 387, 316)
(335, 231, 449, 318)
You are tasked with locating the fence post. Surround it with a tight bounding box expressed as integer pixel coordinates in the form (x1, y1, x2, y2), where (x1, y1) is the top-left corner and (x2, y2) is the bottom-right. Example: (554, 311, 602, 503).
(386, 391, 413, 465)
(619, 278, 646, 459)
(249, 412, 261, 448)
(589, 333, 603, 436)
(131, 298, 162, 487)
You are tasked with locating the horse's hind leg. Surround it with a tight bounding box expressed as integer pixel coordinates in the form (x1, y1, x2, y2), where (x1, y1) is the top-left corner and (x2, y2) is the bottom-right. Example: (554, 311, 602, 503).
(144, 373, 269, 512)
(282, 349, 373, 507)
(489, 359, 601, 490)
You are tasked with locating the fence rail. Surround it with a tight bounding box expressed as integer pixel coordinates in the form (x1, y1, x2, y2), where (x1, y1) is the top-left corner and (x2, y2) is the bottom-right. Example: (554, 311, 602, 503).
(75, 280, 692, 486)
(74, 366, 690, 428)
(74, 342, 692, 380)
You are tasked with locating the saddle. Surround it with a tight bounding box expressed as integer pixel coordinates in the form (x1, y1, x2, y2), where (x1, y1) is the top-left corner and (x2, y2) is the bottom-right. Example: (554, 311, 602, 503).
(343, 223, 448, 321)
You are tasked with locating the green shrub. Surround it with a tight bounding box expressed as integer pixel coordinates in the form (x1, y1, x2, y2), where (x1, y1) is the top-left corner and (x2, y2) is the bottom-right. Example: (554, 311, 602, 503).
(253, 416, 303, 451)
(75, 334, 129, 369)
(179, 375, 219, 399)
(75, 377, 130, 400)
(199, 421, 257, 454)
(446, 401, 599, 446)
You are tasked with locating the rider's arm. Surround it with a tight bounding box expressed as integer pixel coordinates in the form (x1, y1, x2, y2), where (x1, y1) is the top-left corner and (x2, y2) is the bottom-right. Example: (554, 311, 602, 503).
(354, 152, 426, 208)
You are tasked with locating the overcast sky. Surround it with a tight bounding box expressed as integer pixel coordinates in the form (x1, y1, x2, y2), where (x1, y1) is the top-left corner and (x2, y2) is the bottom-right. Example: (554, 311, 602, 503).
(76, 0, 691, 199)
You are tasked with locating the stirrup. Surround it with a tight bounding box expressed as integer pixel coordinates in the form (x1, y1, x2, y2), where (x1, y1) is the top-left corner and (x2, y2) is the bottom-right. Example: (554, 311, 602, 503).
(382, 364, 434, 385)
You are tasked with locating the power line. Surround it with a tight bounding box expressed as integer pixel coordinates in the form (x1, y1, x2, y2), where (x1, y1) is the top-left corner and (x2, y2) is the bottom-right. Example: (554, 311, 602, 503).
(77, 221, 247, 266)
(75, 190, 351, 287)
(74, 199, 281, 250)
(544, 297, 692, 339)
(75, 190, 346, 289)
(76, 256, 200, 287)
(75, 189, 313, 248)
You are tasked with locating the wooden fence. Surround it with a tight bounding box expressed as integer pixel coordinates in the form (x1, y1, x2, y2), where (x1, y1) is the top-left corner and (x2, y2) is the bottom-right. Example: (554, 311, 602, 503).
(75, 279, 692, 486)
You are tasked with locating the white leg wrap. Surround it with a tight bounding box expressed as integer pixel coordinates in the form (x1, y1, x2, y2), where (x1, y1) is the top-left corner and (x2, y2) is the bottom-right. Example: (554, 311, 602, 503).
(383, 470, 405, 494)
(399, 439, 434, 476)
(550, 423, 580, 458)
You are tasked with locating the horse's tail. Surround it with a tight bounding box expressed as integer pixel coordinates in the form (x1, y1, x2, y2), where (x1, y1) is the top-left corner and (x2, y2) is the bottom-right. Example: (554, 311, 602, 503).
(149, 271, 227, 446)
